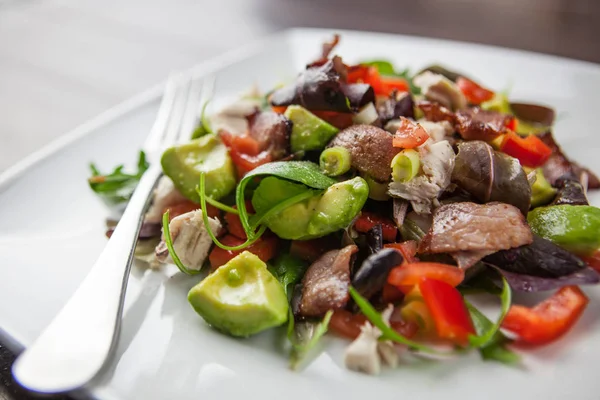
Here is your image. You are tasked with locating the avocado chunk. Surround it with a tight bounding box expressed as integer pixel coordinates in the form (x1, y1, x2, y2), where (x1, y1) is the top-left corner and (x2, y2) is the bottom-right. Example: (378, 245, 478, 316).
(285, 105, 339, 153)
(251, 176, 369, 240)
(161, 134, 236, 202)
(530, 168, 557, 208)
(528, 205, 600, 256)
(187, 251, 289, 337)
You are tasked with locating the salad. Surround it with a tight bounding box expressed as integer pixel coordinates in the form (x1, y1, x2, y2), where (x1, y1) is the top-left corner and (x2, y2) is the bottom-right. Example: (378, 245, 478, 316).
(88, 34, 600, 374)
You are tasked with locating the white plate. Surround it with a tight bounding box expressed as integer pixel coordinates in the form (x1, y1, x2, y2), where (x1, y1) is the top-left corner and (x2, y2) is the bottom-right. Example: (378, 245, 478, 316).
(1, 28, 600, 400)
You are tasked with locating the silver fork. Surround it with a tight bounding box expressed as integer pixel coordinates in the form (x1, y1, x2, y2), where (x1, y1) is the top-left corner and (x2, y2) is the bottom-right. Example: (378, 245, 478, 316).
(12, 72, 206, 394)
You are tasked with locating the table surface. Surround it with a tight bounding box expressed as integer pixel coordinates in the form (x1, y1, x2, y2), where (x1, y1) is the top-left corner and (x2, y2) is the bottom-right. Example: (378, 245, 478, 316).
(1, 0, 599, 398)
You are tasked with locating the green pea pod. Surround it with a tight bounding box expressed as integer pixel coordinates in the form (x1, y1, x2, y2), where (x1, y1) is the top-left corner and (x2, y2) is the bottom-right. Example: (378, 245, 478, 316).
(528, 205, 600, 255)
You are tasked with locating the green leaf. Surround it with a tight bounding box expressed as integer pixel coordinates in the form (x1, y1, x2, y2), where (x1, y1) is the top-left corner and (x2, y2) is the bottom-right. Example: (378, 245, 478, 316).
(88, 150, 149, 206)
(236, 161, 337, 239)
(468, 278, 512, 348)
(161, 211, 202, 276)
(466, 298, 520, 365)
(362, 60, 396, 76)
(268, 254, 308, 297)
(289, 310, 333, 370)
(191, 100, 212, 139)
(349, 287, 450, 355)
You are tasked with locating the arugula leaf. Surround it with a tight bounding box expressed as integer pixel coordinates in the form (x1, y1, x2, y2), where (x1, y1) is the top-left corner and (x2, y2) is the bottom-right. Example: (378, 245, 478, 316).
(88, 151, 149, 206)
(236, 161, 336, 239)
(466, 300, 520, 365)
(349, 287, 450, 355)
(396, 68, 422, 95)
(289, 310, 333, 370)
(268, 254, 308, 297)
(161, 211, 201, 275)
(468, 277, 512, 348)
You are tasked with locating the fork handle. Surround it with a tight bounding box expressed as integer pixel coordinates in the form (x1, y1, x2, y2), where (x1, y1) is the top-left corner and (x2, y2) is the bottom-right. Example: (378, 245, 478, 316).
(13, 163, 163, 394)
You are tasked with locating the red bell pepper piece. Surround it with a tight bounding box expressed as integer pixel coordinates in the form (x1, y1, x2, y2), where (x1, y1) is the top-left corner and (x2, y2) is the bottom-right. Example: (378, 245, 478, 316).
(379, 76, 410, 96)
(581, 250, 600, 273)
(505, 116, 518, 132)
(387, 262, 465, 290)
(208, 234, 278, 271)
(392, 117, 430, 148)
(456, 77, 495, 105)
(502, 285, 589, 345)
(223, 201, 255, 240)
(354, 211, 398, 242)
(347, 65, 409, 97)
(419, 278, 475, 345)
(271, 105, 287, 114)
(500, 131, 552, 168)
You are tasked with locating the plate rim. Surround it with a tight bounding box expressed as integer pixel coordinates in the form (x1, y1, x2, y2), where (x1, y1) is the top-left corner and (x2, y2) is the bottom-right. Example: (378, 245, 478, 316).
(2, 27, 600, 399)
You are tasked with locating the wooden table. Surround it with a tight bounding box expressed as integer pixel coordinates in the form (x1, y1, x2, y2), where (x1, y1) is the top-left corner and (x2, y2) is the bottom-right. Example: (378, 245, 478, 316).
(0, 0, 598, 398)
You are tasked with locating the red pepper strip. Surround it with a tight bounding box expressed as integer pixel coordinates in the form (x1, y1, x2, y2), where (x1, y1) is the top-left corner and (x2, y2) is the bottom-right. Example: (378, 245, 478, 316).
(208, 234, 278, 271)
(384, 241, 418, 263)
(419, 278, 475, 346)
(581, 250, 600, 273)
(329, 309, 418, 340)
(354, 211, 398, 242)
(505, 117, 518, 132)
(346, 65, 370, 83)
(387, 262, 465, 290)
(392, 117, 430, 149)
(456, 77, 495, 105)
(502, 285, 589, 345)
(500, 131, 552, 168)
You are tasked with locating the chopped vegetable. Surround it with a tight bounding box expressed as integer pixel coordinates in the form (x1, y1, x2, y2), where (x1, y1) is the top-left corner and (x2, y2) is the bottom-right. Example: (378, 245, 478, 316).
(391, 149, 421, 182)
(188, 251, 289, 337)
(500, 131, 552, 168)
(530, 168, 557, 207)
(88, 150, 149, 206)
(208, 234, 278, 270)
(456, 77, 495, 105)
(392, 117, 430, 149)
(267, 253, 308, 296)
(289, 310, 334, 370)
(285, 105, 340, 152)
(502, 285, 589, 345)
(319, 146, 352, 176)
(161, 134, 236, 202)
(419, 278, 475, 346)
(528, 205, 600, 256)
(388, 262, 465, 289)
(352, 248, 404, 299)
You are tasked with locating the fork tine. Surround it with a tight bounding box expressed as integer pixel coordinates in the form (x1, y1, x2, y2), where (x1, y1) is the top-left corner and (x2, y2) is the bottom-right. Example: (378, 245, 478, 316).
(179, 77, 204, 142)
(143, 73, 184, 155)
(161, 74, 193, 146)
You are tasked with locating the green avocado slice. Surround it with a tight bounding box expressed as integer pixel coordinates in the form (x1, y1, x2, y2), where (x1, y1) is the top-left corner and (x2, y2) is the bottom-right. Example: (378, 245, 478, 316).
(161, 134, 236, 202)
(187, 251, 289, 337)
(285, 105, 339, 153)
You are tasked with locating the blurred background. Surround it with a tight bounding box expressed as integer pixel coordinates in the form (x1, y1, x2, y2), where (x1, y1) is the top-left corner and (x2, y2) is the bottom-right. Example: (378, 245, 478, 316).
(0, 0, 598, 398)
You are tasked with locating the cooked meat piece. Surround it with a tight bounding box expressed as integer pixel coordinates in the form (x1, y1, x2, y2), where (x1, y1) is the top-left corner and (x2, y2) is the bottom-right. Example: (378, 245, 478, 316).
(551, 175, 589, 206)
(248, 111, 291, 160)
(388, 140, 455, 214)
(417, 101, 456, 124)
(328, 125, 400, 181)
(145, 176, 188, 224)
(209, 96, 262, 136)
(419, 202, 533, 254)
(454, 107, 511, 141)
(419, 120, 454, 142)
(155, 209, 222, 271)
(539, 132, 600, 189)
(413, 72, 467, 111)
(298, 244, 358, 317)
